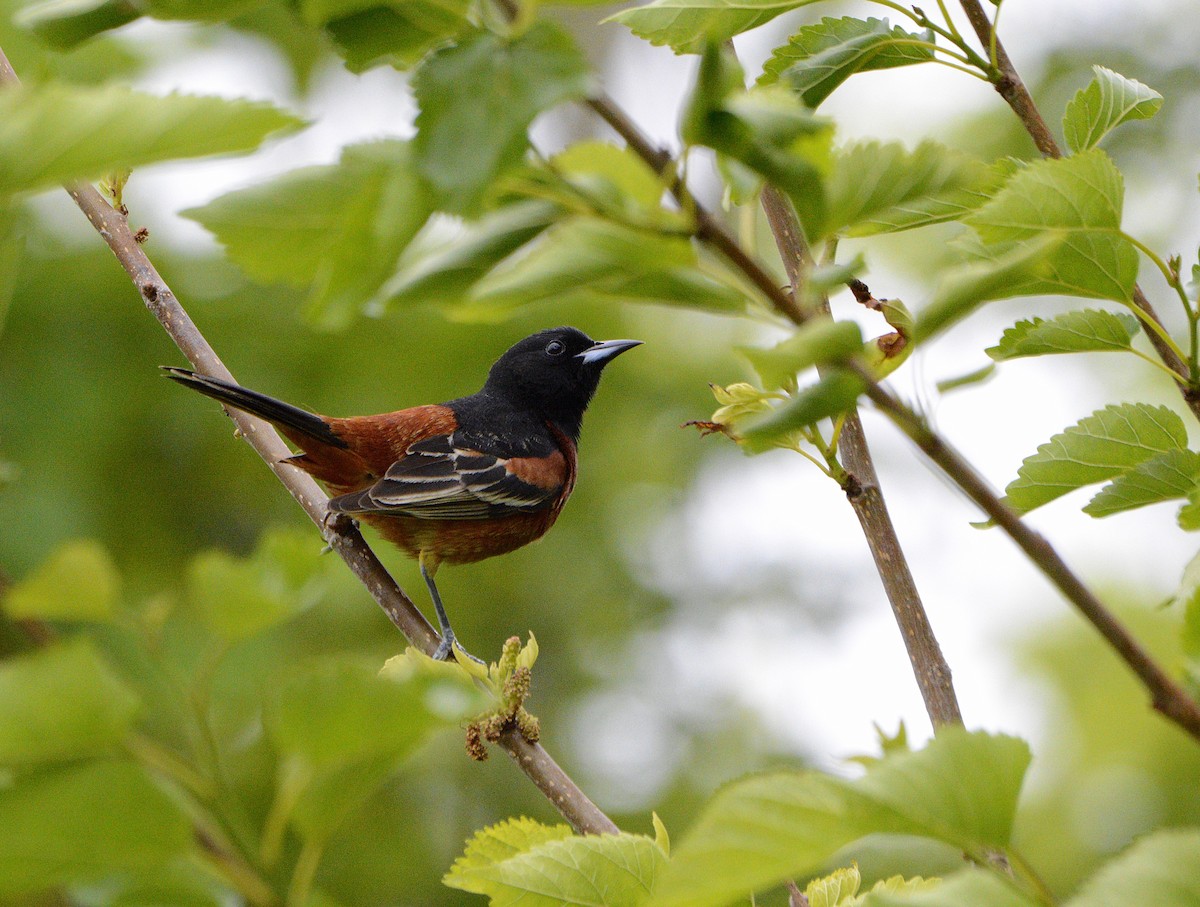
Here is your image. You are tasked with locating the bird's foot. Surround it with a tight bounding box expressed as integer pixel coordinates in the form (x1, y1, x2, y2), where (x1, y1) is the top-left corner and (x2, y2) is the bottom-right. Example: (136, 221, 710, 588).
(319, 509, 358, 553)
(432, 632, 484, 665)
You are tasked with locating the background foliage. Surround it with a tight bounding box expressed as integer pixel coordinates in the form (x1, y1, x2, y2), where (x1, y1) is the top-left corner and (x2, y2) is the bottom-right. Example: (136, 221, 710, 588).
(2, 0, 1200, 904)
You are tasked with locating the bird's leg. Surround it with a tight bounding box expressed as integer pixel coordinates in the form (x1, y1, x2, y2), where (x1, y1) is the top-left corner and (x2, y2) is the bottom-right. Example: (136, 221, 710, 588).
(419, 552, 480, 663)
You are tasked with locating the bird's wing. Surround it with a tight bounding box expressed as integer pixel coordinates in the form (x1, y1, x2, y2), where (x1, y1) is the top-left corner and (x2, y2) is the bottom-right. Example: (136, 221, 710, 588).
(326, 434, 562, 520)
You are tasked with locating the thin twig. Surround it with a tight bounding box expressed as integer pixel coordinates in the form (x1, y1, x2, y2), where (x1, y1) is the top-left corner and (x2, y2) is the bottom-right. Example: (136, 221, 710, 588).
(585, 87, 1200, 743)
(0, 44, 618, 837)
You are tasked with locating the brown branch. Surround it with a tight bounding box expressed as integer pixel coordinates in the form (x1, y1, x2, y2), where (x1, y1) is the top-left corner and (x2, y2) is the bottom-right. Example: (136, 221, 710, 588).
(760, 187, 962, 728)
(585, 88, 1200, 743)
(956, 0, 1196, 411)
(0, 45, 617, 837)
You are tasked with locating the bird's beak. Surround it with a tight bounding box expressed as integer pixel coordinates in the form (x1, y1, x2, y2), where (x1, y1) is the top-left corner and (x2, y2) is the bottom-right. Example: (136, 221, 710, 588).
(576, 338, 643, 366)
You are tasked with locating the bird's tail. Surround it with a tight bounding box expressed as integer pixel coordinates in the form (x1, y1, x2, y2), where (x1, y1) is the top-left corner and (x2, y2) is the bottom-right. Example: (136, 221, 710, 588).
(162, 367, 348, 450)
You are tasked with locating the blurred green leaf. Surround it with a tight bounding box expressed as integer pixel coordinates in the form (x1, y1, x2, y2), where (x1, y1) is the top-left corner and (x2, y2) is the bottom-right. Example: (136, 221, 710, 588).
(1003, 403, 1188, 516)
(609, 0, 822, 55)
(738, 319, 863, 390)
(759, 17, 935, 108)
(445, 817, 667, 905)
(384, 200, 562, 308)
(467, 216, 747, 316)
(186, 528, 328, 643)
(0, 638, 140, 765)
(650, 730, 1030, 907)
(684, 45, 833, 237)
(859, 869, 1036, 907)
(413, 23, 591, 214)
(1082, 449, 1200, 518)
(740, 368, 866, 451)
(1065, 828, 1200, 907)
(0, 83, 303, 196)
(184, 140, 431, 328)
(1063, 66, 1163, 154)
(987, 309, 1140, 361)
(915, 233, 1063, 342)
(846, 160, 1011, 237)
(550, 141, 676, 225)
(270, 654, 484, 770)
(306, 0, 472, 71)
(965, 149, 1138, 303)
(16, 0, 141, 49)
(823, 140, 990, 239)
(1179, 485, 1200, 531)
(0, 760, 191, 895)
(4, 538, 119, 622)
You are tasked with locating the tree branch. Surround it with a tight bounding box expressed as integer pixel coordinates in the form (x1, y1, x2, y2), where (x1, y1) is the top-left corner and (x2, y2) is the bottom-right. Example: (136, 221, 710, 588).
(584, 88, 1200, 743)
(0, 45, 617, 837)
(955, 0, 1196, 412)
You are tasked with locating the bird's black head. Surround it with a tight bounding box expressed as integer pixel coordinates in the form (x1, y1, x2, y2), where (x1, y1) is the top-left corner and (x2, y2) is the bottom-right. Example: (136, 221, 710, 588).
(481, 327, 641, 440)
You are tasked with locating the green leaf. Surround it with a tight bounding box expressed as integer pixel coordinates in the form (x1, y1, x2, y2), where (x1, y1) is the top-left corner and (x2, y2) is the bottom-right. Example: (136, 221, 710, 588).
(859, 869, 1036, 907)
(307, 0, 473, 72)
(186, 529, 328, 643)
(385, 200, 562, 308)
(466, 216, 747, 316)
(0, 638, 140, 766)
(609, 0, 821, 54)
(0, 760, 192, 895)
(16, 0, 142, 49)
(4, 538, 119, 622)
(413, 23, 591, 214)
(1063, 65, 1163, 154)
(1003, 403, 1188, 515)
(915, 233, 1063, 342)
(184, 140, 431, 329)
(445, 821, 667, 906)
(987, 309, 1140, 361)
(806, 865, 861, 906)
(550, 141, 677, 225)
(739, 319, 864, 389)
(650, 729, 1030, 907)
(760, 17, 935, 108)
(824, 140, 993, 239)
(1181, 484, 1200, 532)
(1183, 568, 1200, 690)
(1082, 449, 1200, 517)
(684, 46, 833, 236)
(0, 83, 303, 197)
(740, 369, 867, 451)
(1066, 828, 1200, 907)
(965, 149, 1138, 303)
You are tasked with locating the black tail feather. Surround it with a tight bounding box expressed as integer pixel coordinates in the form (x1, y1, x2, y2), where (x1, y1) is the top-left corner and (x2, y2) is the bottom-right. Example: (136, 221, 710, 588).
(162, 367, 348, 449)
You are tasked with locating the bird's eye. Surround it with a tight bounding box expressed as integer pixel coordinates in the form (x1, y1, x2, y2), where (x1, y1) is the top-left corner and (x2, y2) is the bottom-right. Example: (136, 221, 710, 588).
(546, 340, 566, 356)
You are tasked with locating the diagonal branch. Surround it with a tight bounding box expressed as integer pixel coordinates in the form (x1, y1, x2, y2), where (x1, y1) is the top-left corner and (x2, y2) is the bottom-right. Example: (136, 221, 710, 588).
(583, 88, 1200, 743)
(955, 0, 1196, 414)
(0, 45, 617, 838)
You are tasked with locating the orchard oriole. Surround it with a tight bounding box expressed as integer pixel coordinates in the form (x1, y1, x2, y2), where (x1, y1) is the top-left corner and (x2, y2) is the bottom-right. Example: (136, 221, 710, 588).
(165, 327, 641, 659)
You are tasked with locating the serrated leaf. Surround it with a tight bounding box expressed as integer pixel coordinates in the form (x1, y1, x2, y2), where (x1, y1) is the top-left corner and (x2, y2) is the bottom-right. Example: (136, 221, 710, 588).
(741, 368, 866, 451)
(965, 149, 1138, 303)
(859, 869, 1036, 907)
(806, 865, 861, 906)
(848, 160, 1010, 236)
(0, 83, 303, 197)
(1003, 403, 1187, 515)
(384, 200, 562, 309)
(311, 0, 473, 72)
(0, 638, 140, 766)
(450, 818, 575, 877)
(987, 309, 1140, 361)
(467, 216, 747, 316)
(1063, 65, 1163, 154)
(0, 760, 191, 895)
(413, 23, 591, 214)
(609, 0, 822, 55)
(184, 140, 431, 329)
(650, 730, 1030, 907)
(16, 0, 142, 49)
(739, 319, 864, 389)
(824, 141, 991, 240)
(760, 17, 934, 108)
(4, 538, 119, 622)
(915, 233, 1063, 342)
(851, 875, 940, 906)
(446, 828, 667, 906)
(1065, 828, 1200, 907)
(1083, 449, 1200, 517)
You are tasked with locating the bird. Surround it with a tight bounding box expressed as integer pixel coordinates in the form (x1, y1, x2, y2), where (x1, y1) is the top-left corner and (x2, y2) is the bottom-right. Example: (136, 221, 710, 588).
(164, 327, 641, 660)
